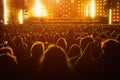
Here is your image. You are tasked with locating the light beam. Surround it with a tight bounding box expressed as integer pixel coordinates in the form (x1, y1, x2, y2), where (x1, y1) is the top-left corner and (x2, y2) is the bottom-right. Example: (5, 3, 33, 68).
(19, 9, 23, 24)
(33, 0, 47, 17)
(4, 0, 9, 24)
(109, 9, 112, 25)
(86, 5, 88, 17)
(91, 0, 95, 18)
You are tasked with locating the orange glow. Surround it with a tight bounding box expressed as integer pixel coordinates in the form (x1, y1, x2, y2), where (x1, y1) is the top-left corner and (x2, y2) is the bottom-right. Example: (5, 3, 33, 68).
(86, 5, 88, 17)
(4, 0, 9, 24)
(56, 0, 60, 3)
(91, 0, 95, 18)
(71, 0, 74, 3)
(19, 9, 23, 24)
(109, 9, 112, 25)
(32, 0, 47, 17)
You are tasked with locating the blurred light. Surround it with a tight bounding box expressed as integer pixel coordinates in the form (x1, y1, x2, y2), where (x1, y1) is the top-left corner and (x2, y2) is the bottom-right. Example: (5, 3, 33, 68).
(86, 5, 88, 17)
(4, 0, 9, 24)
(117, 16, 119, 18)
(91, 0, 95, 18)
(24, 11, 28, 18)
(56, 0, 60, 3)
(24, 14, 28, 18)
(0, 20, 3, 23)
(32, 0, 47, 17)
(19, 9, 23, 24)
(117, 13, 119, 15)
(109, 9, 112, 25)
(71, 0, 74, 3)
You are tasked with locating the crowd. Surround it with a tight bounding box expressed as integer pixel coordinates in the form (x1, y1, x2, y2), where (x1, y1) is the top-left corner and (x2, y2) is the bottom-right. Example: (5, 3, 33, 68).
(0, 23, 120, 80)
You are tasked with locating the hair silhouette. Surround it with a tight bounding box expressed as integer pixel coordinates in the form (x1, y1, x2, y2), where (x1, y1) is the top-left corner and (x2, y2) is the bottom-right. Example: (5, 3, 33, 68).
(68, 44, 82, 65)
(0, 46, 17, 80)
(56, 38, 67, 51)
(102, 39, 120, 79)
(40, 45, 73, 80)
(0, 46, 14, 55)
(79, 36, 94, 52)
(30, 41, 45, 59)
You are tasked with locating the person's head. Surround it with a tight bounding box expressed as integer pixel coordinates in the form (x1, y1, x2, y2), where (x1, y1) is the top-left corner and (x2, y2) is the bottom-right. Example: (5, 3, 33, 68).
(68, 44, 81, 58)
(0, 46, 14, 55)
(102, 39, 120, 56)
(56, 38, 67, 50)
(101, 39, 120, 72)
(53, 33, 60, 43)
(15, 36, 23, 45)
(31, 41, 44, 59)
(0, 53, 17, 79)
(40, 45, 72, 78)
(0, 46, 17, 79)
(80, 36, 94, 52)
(75, 37, 82, 45)
(0, 53, 17, 67)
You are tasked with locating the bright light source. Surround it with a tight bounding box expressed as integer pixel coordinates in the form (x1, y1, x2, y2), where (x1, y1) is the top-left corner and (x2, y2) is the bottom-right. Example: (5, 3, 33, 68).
(35, 0, 41, 17)
(56, 0, 60, 3)
(19, 9, 23, 24)
(32, 0, 47, 17)
(109, 9, 112, 25)
(91, 0, 95, 18)
(4, 0, 9, 24)
(86, 5, 88, 17)
(71, 0, 74, 3)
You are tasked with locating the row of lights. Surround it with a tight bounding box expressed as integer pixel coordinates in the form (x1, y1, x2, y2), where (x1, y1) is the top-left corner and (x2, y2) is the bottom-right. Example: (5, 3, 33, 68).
(112, 2, 120, 22)
(3, 0, 120, 24)
(56, 0, 74, 3)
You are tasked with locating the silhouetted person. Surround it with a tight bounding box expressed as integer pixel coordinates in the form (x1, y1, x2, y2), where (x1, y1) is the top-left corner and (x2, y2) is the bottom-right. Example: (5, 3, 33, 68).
(75, 37, 82, 45)
(56, 38, 68, 51)
(14, 36, 29, 64)
(53, 33, 60, 43)
(0, 46, 18, 80)
(68, 44, 82, 65)
(40, 45, 73, 80)
(74, 39, 102, 80)
(101, 39, 120, 79)
(83, 39, 102, 63)
(20, 41, 45, 80)
(79, 36, 94, 52)
(0, 46, 14, 55)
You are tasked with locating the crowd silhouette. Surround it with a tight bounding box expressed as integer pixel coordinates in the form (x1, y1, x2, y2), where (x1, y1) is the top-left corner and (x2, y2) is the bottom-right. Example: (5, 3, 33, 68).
(0, 23, 120, 80)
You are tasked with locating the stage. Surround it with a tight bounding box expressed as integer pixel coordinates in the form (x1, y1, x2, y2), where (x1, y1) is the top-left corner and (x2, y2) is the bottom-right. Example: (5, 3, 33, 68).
(24, 17, 108, 24)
